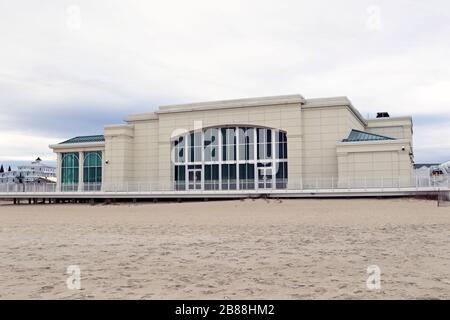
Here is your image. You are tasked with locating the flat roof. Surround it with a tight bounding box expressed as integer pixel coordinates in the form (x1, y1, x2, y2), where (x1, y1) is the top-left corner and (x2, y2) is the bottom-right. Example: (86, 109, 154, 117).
(127, 94, 371, 126)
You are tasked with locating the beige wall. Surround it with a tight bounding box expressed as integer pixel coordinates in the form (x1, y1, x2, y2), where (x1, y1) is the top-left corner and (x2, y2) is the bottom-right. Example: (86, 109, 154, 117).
(104, 125, 134, 189)
(301, 106, 365, 186)
(337, 140, 414, 187)
(366, 117, 413, 141)
(130, 120, 159, 186)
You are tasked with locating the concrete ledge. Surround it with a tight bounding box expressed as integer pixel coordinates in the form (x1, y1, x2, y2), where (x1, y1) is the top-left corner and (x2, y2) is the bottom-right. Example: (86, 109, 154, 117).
(1, 187, 446, 200)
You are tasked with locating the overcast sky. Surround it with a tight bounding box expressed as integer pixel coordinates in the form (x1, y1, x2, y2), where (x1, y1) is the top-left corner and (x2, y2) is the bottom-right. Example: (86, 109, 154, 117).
(1, 0, 449, 166)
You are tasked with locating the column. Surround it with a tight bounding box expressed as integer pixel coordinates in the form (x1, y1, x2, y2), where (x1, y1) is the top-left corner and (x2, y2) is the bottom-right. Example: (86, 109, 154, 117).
(254, 129, 258, 189)
(101, 150, 105, 191)
(56, 153, 62, 192)
(236, 126, 240, 190)
(78, 152, 84, 192)
(218, 130, 222, 190)
(272, 129, 276, 190)
(201, 130, 205, 191)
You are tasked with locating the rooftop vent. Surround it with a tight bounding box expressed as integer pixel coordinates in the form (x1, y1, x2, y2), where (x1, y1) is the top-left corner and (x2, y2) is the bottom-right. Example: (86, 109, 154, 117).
(376, 112, 390, 118)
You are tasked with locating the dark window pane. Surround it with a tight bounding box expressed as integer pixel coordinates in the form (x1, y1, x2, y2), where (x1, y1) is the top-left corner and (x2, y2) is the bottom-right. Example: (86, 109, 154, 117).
(221, 128, 227, 145)
(205, 165, 211, 181)
(211, 165, 218, 179)
(239, 164, 246, 177)
(222, 164, 229, 179)
(247, 164, 255, 179)
(179, 148, 184, 160)
(230, 164, 236, 179)
(276, 163, 283, 179)
(222, 145, 227, 161)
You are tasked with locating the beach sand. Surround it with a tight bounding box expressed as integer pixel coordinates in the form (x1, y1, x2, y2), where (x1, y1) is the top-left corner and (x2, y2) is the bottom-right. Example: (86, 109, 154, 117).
(0, 198, 449, 299)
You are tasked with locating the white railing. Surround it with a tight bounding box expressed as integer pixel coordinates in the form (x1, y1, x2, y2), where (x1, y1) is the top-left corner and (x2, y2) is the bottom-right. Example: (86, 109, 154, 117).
(0, 176, 449, 194)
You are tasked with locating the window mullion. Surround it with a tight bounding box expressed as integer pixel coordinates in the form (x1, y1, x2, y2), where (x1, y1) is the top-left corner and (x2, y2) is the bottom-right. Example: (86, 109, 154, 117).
(218, 129, 222, 190)
(236, 126, 240, 190)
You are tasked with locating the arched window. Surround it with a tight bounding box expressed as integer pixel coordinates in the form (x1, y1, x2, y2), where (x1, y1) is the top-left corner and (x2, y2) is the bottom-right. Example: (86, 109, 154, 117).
(83, 151, 102, 190)
(61, 153, 79, 191)
(172, 126, 288, 191)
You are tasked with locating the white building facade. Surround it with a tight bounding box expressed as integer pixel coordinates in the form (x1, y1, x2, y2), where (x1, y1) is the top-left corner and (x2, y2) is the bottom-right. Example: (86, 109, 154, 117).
(50, 95, 415, 192)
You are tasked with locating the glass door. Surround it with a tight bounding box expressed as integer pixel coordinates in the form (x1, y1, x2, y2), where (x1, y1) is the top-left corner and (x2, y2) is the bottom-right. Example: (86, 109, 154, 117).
(257, 167, 273, 189)
(188, 167, 202, 190)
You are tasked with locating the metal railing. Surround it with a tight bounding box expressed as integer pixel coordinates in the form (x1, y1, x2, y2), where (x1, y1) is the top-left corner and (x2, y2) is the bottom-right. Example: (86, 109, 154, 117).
(0, 175, 449, 194)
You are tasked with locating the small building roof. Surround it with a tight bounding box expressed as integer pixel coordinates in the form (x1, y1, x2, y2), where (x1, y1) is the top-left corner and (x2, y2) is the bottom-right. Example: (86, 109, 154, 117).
(343, 129, 395, 142)
(59, 135, 105, 144)
(414, 163, 440, 169)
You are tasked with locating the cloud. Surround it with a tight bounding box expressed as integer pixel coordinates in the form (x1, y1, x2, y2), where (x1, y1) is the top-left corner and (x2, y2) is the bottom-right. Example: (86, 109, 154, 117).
(0, 131, 59, 162)
(0, 0, 449, 162)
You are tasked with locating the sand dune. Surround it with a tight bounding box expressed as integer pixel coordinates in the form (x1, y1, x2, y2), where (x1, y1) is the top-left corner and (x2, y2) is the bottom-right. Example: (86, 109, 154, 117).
(0, 198, 449, 299)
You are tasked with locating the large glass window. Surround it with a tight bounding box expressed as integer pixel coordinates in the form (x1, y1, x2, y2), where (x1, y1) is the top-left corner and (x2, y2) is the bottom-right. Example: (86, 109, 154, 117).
(174, 165, 186, 190)
(238, 127, 254, 161)
(222, 128, 236, 161)
(239, 163, 255, 189)
(83, 151, 102, 190)
(257, 128, 272, 160)
(221, 164, 237, 190)
(204, 128, 219, 162)
(275, 161, 288, 189)
(188, 132, 202, 162)
(172, 126, 287, 191)
(276, 131, 288, 160)
(173, 136, 185, 163)
(205, 164, 219, 190)
(61, 152, 79, 191)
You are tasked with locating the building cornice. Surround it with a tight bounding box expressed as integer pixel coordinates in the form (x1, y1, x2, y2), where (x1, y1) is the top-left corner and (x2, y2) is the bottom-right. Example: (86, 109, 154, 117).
(367, 116, 413, 127)
(126, 112, 159, 123)
(157, 94, 306, 114)
(367, 116, 413, 122)
(336, 139, 412, 156)
(104, 124, 134, 138)
(49, 142, 105, 151)
(303, 96, 367, 126)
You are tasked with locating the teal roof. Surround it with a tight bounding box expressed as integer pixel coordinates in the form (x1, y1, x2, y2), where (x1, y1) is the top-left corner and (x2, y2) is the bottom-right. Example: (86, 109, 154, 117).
(60, 135, 105, 144)
(343, 130, 395, 142)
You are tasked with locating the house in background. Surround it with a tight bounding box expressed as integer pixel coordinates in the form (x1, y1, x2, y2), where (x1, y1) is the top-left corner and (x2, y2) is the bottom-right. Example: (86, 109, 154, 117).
(414, 161, 450, 178)
(0, 157, 56, 184)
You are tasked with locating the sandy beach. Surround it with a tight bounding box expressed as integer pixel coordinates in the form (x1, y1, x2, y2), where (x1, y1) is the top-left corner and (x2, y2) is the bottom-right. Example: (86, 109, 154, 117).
(0, 198, 449, 299)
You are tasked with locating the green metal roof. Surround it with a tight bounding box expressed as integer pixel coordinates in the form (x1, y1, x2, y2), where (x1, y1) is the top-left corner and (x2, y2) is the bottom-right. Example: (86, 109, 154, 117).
(343, 130, 395, 142)
(59, 135, 105, 144)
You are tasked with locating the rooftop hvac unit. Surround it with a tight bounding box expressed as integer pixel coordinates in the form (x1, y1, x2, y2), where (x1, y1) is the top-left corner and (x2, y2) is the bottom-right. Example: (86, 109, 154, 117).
(376, 112, 390, 118)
